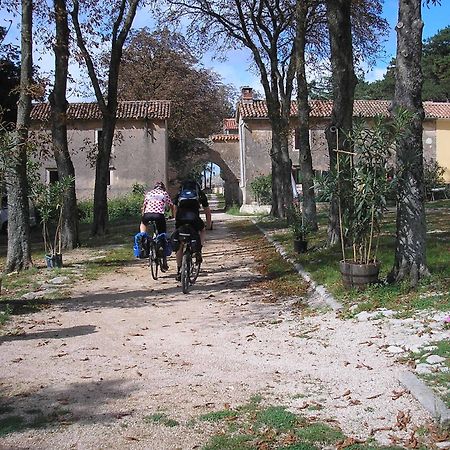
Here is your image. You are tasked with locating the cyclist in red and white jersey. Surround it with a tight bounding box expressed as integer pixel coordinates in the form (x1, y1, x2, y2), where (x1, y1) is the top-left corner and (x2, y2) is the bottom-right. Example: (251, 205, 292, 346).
(140, 181, 175, 235)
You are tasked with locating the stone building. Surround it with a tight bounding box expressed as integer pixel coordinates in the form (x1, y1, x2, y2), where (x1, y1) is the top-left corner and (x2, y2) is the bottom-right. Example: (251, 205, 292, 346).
(30, 100, 171, 199)
(236, 87, 450, 206)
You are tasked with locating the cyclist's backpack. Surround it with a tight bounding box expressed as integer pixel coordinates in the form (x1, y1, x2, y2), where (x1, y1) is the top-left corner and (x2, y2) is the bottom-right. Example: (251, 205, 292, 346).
(133, 232, 149, 258)
(177, 181, 200, 209)
(156, 232, 172, 257)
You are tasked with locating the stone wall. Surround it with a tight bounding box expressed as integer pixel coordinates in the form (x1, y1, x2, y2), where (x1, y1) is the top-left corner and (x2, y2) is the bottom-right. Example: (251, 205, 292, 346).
(33, 118, 168, 199)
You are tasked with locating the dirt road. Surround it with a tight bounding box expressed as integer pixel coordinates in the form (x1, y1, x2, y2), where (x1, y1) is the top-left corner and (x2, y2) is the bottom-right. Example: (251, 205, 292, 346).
(0, 214, 435, 449)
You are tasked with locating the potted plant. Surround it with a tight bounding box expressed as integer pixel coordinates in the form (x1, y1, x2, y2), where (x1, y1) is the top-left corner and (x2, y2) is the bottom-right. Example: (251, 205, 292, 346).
(288, 203, 309, 253)
(334, 115, 404, 288)
(31, 176, 74, 268)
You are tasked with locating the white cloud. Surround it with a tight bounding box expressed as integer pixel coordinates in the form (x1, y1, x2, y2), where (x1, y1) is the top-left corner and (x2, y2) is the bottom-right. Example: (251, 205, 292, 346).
(366, 67, 388, 83)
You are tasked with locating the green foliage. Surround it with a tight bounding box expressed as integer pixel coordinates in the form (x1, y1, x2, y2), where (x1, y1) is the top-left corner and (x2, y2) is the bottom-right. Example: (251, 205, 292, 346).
(144, 413, 179, 427)
(131, 183, 146, 195)
(335, 114, 410, 263)
(295, 423, 345, 444)
(287, 203, 308, 239)
(200, 410, 238, 422)
(355, 27, 450, 101)
(78, 192, 142, 224)
(255, 406, 297, 431)
(31, 176, 75, 256)
(423, 159, 446, 199)
(250, 174, 272, 205)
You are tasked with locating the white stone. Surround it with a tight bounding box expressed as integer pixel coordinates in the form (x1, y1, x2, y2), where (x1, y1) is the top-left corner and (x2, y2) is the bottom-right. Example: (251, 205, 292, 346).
(415, 363, 433, 374)
(21, 291, 47, 300)
(349, 304, 359, 313)
(48, 276, 70, 285)
(440, 367, 449, 373)
(386, 346, 405, 354)
(426, 355, 446, 365)
(435, 442, 450, 450)
(423, 345, 439, 352)
(356, 311, 372, 322)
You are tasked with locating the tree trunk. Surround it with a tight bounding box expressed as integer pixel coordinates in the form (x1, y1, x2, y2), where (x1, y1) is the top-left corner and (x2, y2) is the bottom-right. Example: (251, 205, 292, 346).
(295, 0, 318, 231)
(5, 0, 33, 273)
(49, 0, 79, 249)
(325, 0, 357, 246)
(91, 114, 116, 236)
(270, 117, 293, 218)
(388, 0, 428, 286)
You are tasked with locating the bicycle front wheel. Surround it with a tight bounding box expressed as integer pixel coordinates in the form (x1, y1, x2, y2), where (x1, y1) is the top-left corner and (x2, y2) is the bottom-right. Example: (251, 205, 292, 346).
(149, 240, 159, 280)
(181, 251, 191, 294)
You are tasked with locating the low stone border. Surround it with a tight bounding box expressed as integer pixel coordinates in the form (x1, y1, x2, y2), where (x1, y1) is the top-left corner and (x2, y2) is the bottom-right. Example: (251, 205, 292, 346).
(253, 220, 450, 429)
(252, 220, 343, 311)
(399, 371, 450, 428)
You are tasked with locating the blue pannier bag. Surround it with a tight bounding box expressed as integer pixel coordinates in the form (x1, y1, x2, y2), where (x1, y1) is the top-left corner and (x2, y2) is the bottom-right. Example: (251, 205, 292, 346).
(133, 232, 149, 258)
(156, 232, 172, 257)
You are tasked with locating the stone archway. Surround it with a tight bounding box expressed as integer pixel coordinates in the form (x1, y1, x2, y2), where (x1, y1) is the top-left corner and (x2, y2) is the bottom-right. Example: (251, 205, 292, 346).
(168, 137, 241, 207)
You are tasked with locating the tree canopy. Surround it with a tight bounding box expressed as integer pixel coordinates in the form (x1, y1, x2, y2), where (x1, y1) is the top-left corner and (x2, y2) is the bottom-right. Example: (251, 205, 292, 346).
(118, 28, 235, 140)
(0, 26, 20, 125)
(355, 26, 450, 101)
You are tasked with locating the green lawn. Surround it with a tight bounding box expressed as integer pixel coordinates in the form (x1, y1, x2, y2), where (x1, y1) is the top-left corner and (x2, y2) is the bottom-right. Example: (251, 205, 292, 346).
(258, 200, 450, 315)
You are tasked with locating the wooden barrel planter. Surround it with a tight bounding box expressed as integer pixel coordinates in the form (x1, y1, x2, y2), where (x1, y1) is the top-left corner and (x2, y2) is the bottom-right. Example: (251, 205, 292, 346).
(293, 239, 308, 253)
(339, 260, 380, 289)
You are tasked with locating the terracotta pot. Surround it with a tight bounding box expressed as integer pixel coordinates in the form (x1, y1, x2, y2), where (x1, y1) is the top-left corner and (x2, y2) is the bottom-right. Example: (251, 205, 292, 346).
(293, 238, 308, 253)
(339, 259, 380, 289)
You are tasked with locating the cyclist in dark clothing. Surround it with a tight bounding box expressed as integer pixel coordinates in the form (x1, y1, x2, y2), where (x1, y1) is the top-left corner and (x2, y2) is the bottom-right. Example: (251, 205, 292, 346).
(173, 180, 212, 280)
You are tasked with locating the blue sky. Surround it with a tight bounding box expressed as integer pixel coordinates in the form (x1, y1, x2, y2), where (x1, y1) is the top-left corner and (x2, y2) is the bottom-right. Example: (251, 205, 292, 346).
(1, 1, 448, 98)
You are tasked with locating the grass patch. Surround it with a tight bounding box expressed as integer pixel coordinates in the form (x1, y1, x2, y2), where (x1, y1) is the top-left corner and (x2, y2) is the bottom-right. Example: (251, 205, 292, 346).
(144, 412, 179, 427)
(230, 221, 309, 301)
(200, 410, 238, 422)
(256, 200, 450, 315)
(199, 397, 419, 450)
(407, 340, 450, 407)
(0, 219, 137, 328)
(0, 409, 70, 436)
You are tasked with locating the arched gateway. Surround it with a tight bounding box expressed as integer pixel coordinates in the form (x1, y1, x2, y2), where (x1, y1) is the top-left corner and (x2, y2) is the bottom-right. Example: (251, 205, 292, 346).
(167, 135, 241, 208)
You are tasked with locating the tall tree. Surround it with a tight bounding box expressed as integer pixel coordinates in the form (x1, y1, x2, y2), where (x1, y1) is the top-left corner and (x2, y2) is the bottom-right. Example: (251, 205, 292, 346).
(295, 0, 317, 231)
(118, 28, 234, 140)
(71, 0, 140, 235)
(324, 0, 358, 246)
(388, 0, 428, 285)
(0, 26, 20, 125)
(49, 0, 79, 249)
(5, 0, 33, 272)
(166, 0, 298, 218)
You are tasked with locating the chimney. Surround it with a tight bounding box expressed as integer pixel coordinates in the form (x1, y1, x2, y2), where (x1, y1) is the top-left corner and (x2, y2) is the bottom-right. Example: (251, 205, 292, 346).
(241, 86, 253, 103)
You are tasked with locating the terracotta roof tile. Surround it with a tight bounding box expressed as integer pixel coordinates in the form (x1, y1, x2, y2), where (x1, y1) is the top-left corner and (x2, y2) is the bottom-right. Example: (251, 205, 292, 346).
(211, 134, 239, 142)
(223, 118, 238, 130)
(31, 100, 171, 121)
(238, 99, 450, 120)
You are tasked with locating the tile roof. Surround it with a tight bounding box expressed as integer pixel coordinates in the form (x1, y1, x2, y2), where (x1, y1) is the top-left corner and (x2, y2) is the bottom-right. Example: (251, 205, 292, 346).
(238, 99, 450, 120)
(31, 100, 171, 121)
(210, 134, 240, 142)
(223, 118, 238, 130)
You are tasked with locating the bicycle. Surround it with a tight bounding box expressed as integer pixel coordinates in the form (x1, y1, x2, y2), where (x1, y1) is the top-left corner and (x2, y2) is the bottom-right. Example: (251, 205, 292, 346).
(147, 221, 165, 280)
(177, 225, 202, 294)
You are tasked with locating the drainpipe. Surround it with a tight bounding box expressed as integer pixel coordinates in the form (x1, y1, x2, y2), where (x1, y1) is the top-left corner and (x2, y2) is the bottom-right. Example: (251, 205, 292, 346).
(239, 119, 247, 205)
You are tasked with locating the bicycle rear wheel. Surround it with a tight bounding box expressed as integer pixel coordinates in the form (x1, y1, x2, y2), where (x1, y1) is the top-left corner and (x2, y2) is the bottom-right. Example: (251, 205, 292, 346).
(190, 256, 201, 284)
(149, 240, 159, 280)
(181, 251, 191, 294)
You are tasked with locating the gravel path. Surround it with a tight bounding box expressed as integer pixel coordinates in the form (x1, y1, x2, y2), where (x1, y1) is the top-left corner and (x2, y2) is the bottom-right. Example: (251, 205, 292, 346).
(0, 214, 440, 449)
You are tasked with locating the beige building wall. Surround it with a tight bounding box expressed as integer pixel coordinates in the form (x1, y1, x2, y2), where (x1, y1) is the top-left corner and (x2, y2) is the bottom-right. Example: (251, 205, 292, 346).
(34, 118, 168, 199)
(436, 119, 450, 182)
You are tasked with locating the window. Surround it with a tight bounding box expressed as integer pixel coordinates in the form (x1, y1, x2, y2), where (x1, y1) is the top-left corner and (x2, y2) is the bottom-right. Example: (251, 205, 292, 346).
(46, 169, 59, 184)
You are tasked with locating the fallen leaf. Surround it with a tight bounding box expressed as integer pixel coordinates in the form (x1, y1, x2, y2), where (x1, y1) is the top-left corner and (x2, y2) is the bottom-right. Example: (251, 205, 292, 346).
(349, 399, 361, 405)
(367, 393, 383, 399)
(396, 410, 411, 430)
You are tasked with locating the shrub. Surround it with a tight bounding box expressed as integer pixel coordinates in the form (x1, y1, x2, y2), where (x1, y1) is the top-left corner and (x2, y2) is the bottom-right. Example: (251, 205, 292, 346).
(424, 159, 446, 199)
(78, 192, 143, 224)
(250, 174, 272, 205)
